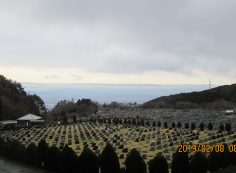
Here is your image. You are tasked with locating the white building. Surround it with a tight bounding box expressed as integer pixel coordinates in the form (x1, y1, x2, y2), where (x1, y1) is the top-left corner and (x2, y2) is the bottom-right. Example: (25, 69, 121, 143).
(17, 114, 44, 127)
(0, 120, 17, 130)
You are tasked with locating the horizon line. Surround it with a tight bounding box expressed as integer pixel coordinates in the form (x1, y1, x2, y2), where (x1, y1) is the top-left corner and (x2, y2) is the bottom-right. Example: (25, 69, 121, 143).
(22, 82, 221, 86)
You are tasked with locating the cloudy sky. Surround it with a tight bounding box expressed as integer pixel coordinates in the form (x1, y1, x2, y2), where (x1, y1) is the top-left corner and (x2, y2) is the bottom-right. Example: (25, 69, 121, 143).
(0, 0, 236, 84)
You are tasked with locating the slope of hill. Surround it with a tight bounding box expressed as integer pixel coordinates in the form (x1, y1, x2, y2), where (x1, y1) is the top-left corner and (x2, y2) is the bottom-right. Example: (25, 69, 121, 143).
(49, 99, 98, 121)
(0, 75, 46, 120)
(142, 84, 236, 109)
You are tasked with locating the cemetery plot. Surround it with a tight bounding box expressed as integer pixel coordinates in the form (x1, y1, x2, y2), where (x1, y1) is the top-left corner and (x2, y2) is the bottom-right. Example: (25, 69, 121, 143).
(1, 122, 236, 167)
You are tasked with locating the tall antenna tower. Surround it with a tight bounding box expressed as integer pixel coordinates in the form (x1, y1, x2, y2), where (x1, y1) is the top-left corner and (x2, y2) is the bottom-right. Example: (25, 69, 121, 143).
(209, 79, 212, 89)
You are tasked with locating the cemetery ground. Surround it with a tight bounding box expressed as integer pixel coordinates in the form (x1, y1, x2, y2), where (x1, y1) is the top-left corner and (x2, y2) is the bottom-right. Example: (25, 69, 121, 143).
(1, 119, 236, 170)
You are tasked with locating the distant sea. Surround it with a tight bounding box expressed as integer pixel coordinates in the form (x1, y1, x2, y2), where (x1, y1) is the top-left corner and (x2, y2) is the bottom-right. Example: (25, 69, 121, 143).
(22, 83, 212, 109)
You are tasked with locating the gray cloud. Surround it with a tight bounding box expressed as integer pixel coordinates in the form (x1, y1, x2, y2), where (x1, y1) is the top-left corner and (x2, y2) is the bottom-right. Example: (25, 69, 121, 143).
(45, 75, 60, 79)
(0, 0, 236, 76)
(71, 74, 83, 80)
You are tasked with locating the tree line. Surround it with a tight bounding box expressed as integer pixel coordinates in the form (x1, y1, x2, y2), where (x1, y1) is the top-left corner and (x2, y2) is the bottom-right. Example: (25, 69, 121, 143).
(94, 118, 232, 133)
(1, 137, 236, 173)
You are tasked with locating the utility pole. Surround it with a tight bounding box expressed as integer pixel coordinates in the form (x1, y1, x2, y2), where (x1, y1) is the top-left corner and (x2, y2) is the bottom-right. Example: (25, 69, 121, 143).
(209, 79, 212, 89)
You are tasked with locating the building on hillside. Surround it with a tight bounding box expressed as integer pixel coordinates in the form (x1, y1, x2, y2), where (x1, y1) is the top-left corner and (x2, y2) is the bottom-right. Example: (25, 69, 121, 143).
(225, 110, 235, 115)
(17, 114, 44, 127)
(0, 120, 17, 130)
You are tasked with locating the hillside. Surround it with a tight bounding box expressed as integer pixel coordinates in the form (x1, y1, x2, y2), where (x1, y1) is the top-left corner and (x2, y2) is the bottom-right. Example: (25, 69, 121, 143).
(0, 75, 46, 120)
(142, 84, 236, 109)
(49, 98, 98, 121)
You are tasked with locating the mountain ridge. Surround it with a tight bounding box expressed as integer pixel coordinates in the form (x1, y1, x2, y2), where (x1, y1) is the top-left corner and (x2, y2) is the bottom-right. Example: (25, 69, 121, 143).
(142, 84, 236, 109)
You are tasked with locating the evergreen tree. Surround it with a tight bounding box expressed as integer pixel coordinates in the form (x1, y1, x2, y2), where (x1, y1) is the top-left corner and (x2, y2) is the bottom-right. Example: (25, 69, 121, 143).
(230, 141, 236, 165)
(199, 123, 204, 131)
(191, 123, 195, 130)
(100, 144, 120, 173)
(152, 121, 156, 127)
(219, 124, 224, 132)
(141, 120, 144, 126)
(148, 153, 168, 173)
(125, 149, 146, 173)
(171, 148, 190, 173)
(59, 145, 79, 173)
(73, 116, 76, 123)
(79, 148, 99, 173)
(0, 137, 5, 156)
(7, 140, 25, 161)
(47, 146, 61, 171)
(177, 122, 182, 128)
(190, 152, 208, 173)
(208, 151, 220, 172)
(219, 143, 231, 169)
(208, 123, 213, 130)
(137, 121, 141, 126)
(225, 123, 231, 133)
(37, 140, 49, 168)
(185, 123, 189, 129)
(127, 119, 131, 125)
(132, 119, 136, 125)
(26, 143, 39, 167)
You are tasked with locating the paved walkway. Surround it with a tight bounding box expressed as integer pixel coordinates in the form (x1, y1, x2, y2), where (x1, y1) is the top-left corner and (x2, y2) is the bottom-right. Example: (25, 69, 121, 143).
(216, 166, 236, 173)
(0, 157, 50, 173)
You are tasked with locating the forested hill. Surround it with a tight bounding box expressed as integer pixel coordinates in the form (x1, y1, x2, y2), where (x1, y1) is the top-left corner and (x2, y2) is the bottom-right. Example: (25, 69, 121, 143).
(49, 99, 98, 121)
(0, 75, 46, 120)
(142, 84, 236, 109)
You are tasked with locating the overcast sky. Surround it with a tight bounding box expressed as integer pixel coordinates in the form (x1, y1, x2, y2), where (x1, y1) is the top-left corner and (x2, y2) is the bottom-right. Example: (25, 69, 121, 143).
(0, 0, 236, 84)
